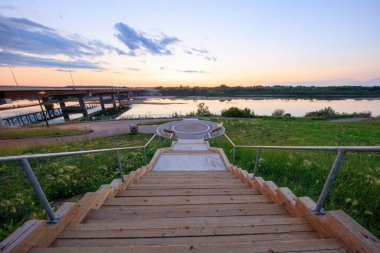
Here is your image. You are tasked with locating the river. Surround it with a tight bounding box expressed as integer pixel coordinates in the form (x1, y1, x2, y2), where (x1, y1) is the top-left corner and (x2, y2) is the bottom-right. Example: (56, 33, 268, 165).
(117, 97, 380, 118)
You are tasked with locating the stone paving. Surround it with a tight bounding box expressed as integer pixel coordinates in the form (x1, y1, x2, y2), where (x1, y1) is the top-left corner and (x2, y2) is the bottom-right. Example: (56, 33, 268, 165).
(156, 119, 225, 139)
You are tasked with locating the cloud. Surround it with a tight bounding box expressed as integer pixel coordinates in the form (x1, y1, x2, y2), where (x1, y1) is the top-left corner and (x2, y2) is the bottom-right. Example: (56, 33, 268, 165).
(126, 67, 140, 71)
(114, 23, 180, 55)
(0, 51, 100, 69)
(184, 47, 217, 61)
(0, 4, 16, 10)
(55, 68, 77, 72)
(0, 15, 126, 68)
(160, 67, 206, 74)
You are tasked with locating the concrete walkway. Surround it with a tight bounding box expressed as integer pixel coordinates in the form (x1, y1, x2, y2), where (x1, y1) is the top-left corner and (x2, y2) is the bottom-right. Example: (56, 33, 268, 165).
(153, 139, 226, 171)
(0, 119, 163, 148)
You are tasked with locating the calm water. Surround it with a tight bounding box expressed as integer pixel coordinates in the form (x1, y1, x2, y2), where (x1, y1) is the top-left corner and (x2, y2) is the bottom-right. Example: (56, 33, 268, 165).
(118, 98, 380, 118)
(1, 98, 380, 124)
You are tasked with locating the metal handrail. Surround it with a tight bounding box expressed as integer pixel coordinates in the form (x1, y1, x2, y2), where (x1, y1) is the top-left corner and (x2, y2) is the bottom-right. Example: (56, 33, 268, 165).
(222, 133, 380, 215)
(0, 134, 158, 223)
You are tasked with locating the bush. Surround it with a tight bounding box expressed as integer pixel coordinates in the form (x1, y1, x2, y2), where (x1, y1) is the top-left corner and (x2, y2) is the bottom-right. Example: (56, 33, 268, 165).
(272, 109, 285, 117)
(196, 103, 213, 116)
(305, 106, 337, 117)
(221, 107, 254, 118)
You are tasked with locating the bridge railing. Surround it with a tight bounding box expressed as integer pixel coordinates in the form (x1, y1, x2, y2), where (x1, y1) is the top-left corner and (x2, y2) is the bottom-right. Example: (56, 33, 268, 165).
(0, 134, 158, 223)
(221, 133, 380, 215)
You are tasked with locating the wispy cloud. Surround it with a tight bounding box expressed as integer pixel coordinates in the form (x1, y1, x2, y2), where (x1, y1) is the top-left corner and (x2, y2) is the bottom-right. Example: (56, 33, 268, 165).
(0, 15, 126, 68)
(126, 67, 140, 71)
(0, 51, 99, 69)
(55, 68, 77, 72)
(184, 47, 217, 61)
(160, 67, 206, 74)
(114, 23, 179, 56)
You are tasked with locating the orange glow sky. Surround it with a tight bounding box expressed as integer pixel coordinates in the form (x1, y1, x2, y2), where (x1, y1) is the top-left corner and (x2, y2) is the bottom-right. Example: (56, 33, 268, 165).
(1, 1, 380, 87)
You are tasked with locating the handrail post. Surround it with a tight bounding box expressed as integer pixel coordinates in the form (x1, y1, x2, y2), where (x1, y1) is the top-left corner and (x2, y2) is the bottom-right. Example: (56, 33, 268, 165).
(252, 147, 261, 179)
(313, 149, 346, 215)
(143, 147, 147, 166)
(233, 146, 236, 164)
(116, 150, 125, 182)
(20, 159, 59, 224)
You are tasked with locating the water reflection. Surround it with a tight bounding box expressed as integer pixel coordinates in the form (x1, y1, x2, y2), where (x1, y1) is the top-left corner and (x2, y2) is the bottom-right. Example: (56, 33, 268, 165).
(118, 98, 380, 118)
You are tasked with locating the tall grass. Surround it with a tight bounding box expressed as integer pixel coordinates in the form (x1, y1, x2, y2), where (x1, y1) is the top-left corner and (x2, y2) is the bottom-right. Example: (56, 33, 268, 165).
(209, 118, 380, 237)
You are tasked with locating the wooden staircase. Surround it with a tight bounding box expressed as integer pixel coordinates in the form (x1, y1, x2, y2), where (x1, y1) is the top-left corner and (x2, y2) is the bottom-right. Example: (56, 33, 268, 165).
(1, 143, 379, 253)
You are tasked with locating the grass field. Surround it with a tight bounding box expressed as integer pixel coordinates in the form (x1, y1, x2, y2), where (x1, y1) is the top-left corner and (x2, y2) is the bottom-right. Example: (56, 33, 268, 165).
(0, 126, 91, 139)
(209, 118, 380, 237)
(0, 133, 170, 240)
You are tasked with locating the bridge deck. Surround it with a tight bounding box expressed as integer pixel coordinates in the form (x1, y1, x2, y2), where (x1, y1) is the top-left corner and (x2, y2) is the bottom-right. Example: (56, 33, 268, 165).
(29, 170, 348, 253)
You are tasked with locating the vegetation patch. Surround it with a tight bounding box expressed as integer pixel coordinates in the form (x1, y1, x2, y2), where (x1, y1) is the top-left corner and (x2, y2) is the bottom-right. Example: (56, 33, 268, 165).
(221, 107, 254, 118)
(209, 118, 380, 237)
(0, 133, 171, 240)
(0, 126, 91, 139)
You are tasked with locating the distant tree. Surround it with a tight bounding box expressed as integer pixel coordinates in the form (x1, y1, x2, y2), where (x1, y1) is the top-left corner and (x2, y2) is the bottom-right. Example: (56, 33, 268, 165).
(272, 109, 285, 117)
(196, 103, 212, 116)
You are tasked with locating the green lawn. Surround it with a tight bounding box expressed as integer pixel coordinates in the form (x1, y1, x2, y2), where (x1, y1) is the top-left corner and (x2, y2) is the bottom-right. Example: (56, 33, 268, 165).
(209, 118, 380, 237)
(0, 133, 171, 240)
(0, 126, 90, 139)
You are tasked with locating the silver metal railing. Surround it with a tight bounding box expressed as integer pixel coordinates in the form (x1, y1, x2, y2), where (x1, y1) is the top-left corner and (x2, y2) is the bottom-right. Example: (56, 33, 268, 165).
(221, 133, 380, 215)
(0, 134, 158, 223)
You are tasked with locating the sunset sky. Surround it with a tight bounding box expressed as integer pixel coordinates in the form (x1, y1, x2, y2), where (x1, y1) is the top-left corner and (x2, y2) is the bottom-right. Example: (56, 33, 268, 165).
(0, 0, 379, 87)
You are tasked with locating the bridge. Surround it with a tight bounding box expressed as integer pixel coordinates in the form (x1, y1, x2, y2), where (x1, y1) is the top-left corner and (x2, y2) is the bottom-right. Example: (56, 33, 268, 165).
(0, 119, 379, 253)
(0, 86, 156, 126)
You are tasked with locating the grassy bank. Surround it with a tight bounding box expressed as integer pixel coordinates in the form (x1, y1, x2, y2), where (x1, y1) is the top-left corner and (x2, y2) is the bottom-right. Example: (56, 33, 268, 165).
(209, 118, 380, 237)
(0, 126, 91, 139)
(0, 133, 170, 240)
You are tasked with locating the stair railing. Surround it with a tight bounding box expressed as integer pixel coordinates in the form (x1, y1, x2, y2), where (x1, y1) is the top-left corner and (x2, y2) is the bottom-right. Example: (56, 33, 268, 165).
(0, 134, 158, 224)
(222, 133, 380, 215)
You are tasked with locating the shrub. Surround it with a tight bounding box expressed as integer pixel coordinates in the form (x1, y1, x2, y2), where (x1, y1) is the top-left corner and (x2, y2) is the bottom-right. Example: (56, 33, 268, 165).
(221, 107, 254, 118)
(196, 103, 212, 116)
(272, 109, 285, 117)
(305, 106, 337, 117)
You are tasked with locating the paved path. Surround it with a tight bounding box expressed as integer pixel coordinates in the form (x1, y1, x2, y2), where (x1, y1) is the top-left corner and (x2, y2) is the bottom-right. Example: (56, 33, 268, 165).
(156, 119, 225, 139)
(328, 117, 368, 123)
(0, 119, 166, 148)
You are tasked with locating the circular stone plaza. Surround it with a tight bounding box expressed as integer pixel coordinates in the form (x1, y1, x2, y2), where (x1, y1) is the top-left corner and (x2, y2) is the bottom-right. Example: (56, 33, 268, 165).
(156, 119, 225, 139)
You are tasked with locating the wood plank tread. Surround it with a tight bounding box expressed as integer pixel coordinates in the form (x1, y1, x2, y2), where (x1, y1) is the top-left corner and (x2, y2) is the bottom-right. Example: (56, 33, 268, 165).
(117, 188, 260, 197)
(30, 239, 348, 253)
(104, 195, 272, 206)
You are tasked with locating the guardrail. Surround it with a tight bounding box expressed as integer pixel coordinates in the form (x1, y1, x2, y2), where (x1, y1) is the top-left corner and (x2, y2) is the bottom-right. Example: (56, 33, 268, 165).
(0, 134, 158, 224)
(222, 133, 380, 215)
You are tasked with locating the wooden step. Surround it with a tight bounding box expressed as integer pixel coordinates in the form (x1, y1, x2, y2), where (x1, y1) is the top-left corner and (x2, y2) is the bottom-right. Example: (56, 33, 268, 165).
(84, 203, 289, 221)
(145, 171, 233, 177)
(58, 223, 315, 239)
(134, 178, 242, 185)
(127, 183, 249, 189)
(64, 216, 304, 230)
(52, 232, 321, 247)
(117, 188, 260, 197)
(104, 195, 271, 206)
(30, 239, 346, 253)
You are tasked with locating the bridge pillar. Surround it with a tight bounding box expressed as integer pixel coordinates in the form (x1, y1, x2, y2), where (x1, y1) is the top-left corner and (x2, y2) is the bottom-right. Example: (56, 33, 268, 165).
(78, 96, 89, 118)
(99, 96, 106, 110)
(111, 94, 117, 109)
(59, 100, 70, 122)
